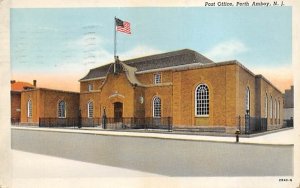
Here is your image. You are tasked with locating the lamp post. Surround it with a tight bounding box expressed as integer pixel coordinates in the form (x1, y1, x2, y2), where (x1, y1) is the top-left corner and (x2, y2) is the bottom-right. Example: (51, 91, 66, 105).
(102, 107, 107, 129)
(78, 109, 82, 129)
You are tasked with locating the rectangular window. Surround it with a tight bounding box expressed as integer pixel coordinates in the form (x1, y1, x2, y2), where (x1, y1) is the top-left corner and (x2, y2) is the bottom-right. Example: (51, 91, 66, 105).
(88, 84, 93, 91)
(154, 73, 161, 84)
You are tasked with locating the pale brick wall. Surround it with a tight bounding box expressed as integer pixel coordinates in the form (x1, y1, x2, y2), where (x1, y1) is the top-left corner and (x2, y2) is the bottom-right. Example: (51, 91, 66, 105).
(78, 61, 284, 132)
(80, 79, 105, 92)
(144, 85, 173, 118)
(172, 64, 237, 127)
(136, 71, 173, 85)
(99, 73, 135, 118)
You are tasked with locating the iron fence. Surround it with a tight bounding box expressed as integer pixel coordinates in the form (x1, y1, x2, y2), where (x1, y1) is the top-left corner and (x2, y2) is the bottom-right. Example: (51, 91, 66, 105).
(237, 116, 267, 134)
(39, 117, 172, 131)
(283, 118, 293, 128)
(36, 115, 288, 135)
(11, 118, 20, 125)
(81, 118, 101, 127)
(39, 118, 79, 128)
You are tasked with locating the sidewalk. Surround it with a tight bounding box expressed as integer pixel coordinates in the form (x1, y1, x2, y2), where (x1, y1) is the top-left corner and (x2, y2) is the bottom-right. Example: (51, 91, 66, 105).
(12, 126, 295, 145)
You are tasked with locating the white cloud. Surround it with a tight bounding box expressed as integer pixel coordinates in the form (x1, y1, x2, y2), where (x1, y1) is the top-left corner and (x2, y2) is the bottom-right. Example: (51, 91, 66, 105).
(56, 42, 162, 78)
(119, 45, 162, 60)
(204, 39, 248, 61)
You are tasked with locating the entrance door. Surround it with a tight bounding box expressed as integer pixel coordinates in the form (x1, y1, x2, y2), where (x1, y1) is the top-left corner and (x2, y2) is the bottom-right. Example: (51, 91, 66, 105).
(114, 102, 123, 122)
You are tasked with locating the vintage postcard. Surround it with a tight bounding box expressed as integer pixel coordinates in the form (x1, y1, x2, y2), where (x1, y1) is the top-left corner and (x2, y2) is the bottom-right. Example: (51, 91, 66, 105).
(1, 0, 300, 187)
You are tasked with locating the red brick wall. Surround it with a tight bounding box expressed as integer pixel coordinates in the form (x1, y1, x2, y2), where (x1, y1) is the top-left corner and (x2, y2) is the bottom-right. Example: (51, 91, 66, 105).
(11, 91, 21, 122)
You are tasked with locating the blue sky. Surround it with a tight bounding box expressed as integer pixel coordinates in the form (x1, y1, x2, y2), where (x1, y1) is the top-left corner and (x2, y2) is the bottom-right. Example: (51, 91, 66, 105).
(10, 7, 292, 91)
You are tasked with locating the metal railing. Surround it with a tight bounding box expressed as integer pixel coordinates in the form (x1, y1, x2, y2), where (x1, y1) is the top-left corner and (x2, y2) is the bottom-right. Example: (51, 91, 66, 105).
(237, 116, 268, 134)
(39, 118, 79, 128)
(11, 118, 20, 125)
(283, 118, 293, 128)
(39, 117, 172, 131)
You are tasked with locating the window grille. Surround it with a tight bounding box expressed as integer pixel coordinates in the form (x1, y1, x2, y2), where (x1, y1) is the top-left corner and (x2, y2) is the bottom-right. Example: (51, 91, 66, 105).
(154, 73, 161, 84)
(195, 84, 209, 116)
(270, 97, 273, 118)
(88, 101, 94, 118)
(265, 94, 268, 118)
(153, 97, 161, 117)
(27, 100, 32, 118)
(58, 100, 66, 118)
(245, 87, 250, 113)
(274, 99, 277, 120)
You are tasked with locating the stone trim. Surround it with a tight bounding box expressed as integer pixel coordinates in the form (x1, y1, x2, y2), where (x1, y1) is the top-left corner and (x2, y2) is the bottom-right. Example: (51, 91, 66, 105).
(79, 77, 106, 82)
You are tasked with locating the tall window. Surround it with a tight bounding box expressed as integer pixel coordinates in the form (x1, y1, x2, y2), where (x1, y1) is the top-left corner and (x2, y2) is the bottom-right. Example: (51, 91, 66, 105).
(270, 97, 273, 118)
(153, 97, 161, 117)
(27, 100, 32, 118)
(278, 101, 280, 121)
(87, 101, 94, 118)
(154, 73, 161, 84)
(264, 94, 268, 118)
(195, 84, 209, 116)
(58, 100, 66, 118)
(245, 87, 250, 114)
(274, 99, 277, 120)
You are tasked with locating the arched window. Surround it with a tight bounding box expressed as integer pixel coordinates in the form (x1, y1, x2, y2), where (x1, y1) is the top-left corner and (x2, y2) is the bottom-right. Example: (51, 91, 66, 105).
(245, 87, 250, 114)
(270, 97, 273, 118)
(195, 84, 209, 116)
(27, 100, 32, 118)
(278, 101, 280, 120)
(58, 100, 66, 118)
(274, 99, 277, 120)
(153, 97, 161, 118)
(264, 94, 268, 118)
(87, 101, 94, 118)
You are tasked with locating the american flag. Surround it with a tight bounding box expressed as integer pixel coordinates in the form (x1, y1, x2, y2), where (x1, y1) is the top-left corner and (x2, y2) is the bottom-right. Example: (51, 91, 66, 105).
(115, 18, 131, 34)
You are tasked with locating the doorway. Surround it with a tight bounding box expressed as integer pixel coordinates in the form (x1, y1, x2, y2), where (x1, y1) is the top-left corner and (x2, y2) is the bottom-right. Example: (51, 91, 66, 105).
(114, 102, 123, 122)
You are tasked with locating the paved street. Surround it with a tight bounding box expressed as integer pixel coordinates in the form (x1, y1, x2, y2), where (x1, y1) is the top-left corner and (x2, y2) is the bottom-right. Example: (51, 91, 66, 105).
(11, 127, 295, 188)
(12, 127, 293, 175)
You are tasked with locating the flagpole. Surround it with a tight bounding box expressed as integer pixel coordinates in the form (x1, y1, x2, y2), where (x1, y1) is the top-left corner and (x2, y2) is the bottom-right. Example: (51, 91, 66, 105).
(114, 16, 117, 73)
(114, 16, 117, 61)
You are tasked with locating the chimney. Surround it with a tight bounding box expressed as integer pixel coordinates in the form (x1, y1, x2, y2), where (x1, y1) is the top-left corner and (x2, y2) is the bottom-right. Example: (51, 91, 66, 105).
(33, 80, 37, 87)
(11, 80, 16, 84)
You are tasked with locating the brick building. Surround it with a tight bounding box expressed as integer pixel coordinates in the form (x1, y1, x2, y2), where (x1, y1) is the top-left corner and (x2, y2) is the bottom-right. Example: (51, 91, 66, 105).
(283, 85, 294, 120)
(20, 88, 80, 125)
(11, 80, 35, 124)
(79, 49, 283, 132)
